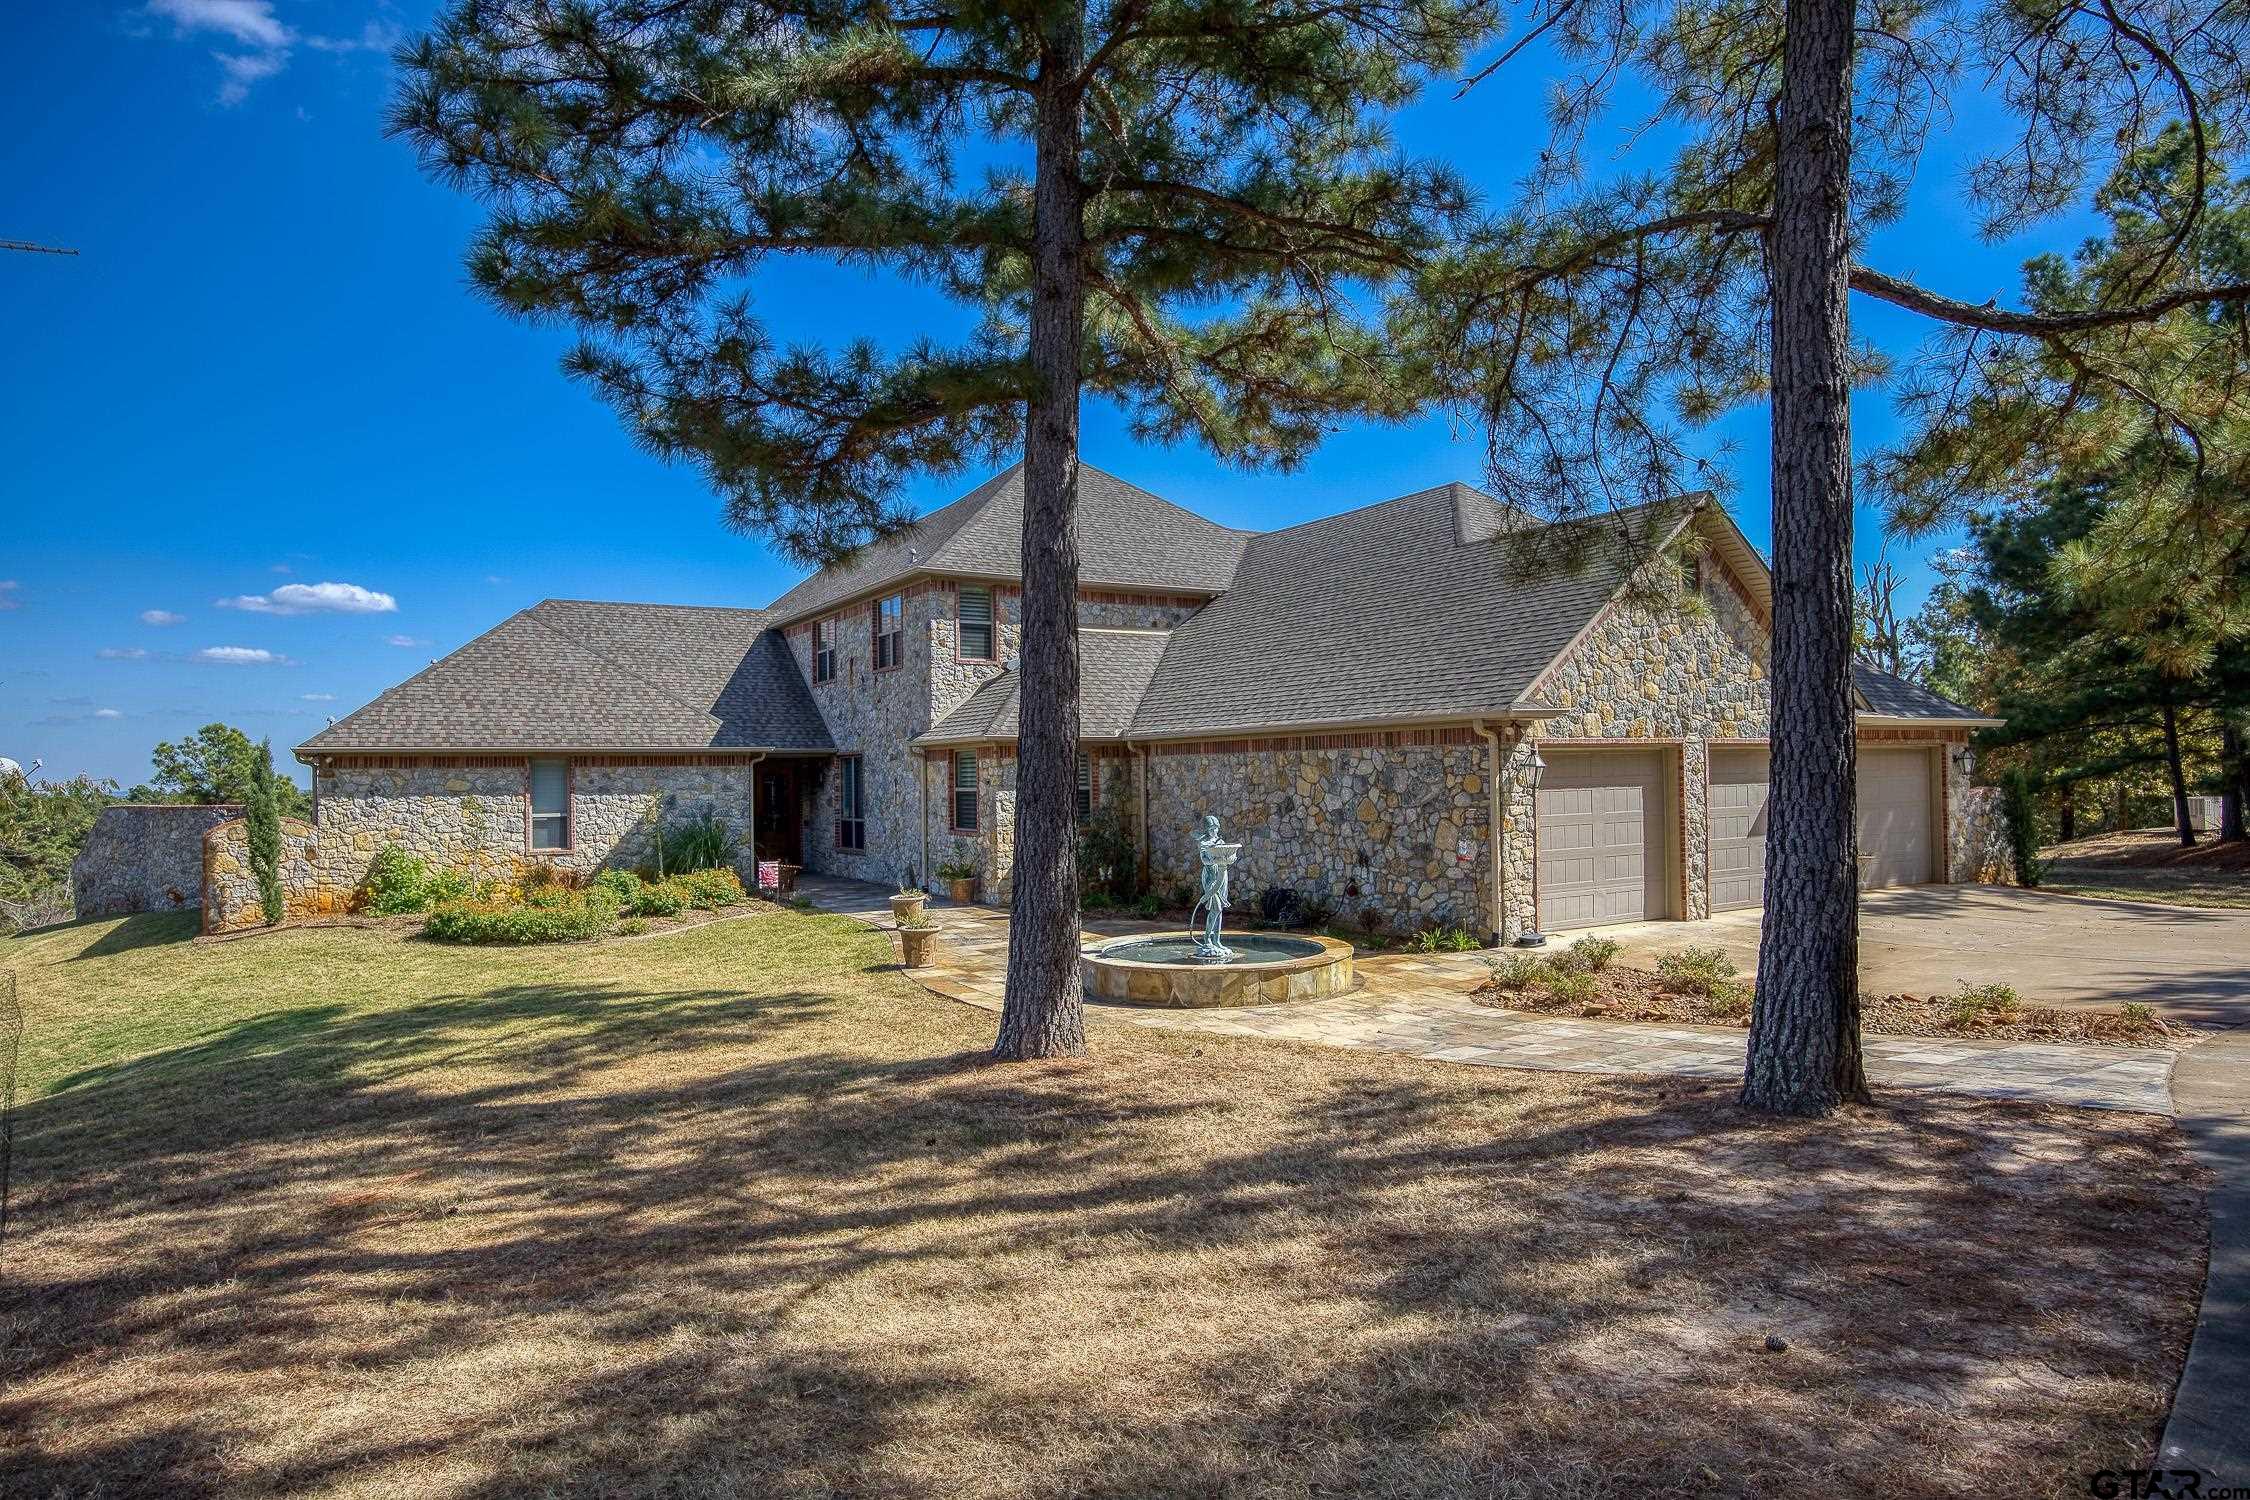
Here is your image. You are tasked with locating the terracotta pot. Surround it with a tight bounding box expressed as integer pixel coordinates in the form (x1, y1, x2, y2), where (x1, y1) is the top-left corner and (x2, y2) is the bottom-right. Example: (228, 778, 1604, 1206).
(889, 892, 927, 923)
(897, 925, 937, 968)
(946, 877, 977, 904)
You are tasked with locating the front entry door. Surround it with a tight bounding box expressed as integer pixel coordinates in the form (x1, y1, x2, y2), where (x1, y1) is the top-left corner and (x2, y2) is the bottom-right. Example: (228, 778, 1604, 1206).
(756, 763, 801, 863)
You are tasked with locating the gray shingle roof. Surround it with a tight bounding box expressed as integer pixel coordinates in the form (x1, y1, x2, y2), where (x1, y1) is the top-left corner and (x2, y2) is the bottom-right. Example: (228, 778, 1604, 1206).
(764, 463, 1251, 623)
(917, 629, 1171, 743)
(1852, 661, 1990, 721)
(295, 600, 832, 755)
(1123, 486, 1682, 738)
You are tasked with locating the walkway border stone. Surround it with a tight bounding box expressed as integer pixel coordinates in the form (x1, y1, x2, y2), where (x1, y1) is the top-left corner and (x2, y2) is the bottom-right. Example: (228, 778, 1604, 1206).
(2159, 1028, 2250, 1481)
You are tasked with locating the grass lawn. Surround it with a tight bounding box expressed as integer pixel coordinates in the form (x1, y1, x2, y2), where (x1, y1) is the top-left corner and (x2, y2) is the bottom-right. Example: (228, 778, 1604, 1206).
(2041, 828, 2250, 908)
(0, 908, 2210, 1499)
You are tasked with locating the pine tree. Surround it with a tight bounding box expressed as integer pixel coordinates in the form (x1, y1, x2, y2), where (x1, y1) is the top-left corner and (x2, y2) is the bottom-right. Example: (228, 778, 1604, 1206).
(395, 0, 1482, 1060)
(1410, 0, 2250, 1115)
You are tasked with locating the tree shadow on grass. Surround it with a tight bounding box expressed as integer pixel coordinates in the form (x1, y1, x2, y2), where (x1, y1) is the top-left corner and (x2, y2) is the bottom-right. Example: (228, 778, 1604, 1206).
(0, 962, 2208, 1500)
(54, 910, 201, 960)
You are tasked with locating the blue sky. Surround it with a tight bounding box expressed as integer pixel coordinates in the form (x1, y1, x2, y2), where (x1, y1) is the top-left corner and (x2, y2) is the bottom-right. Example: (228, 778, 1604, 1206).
(3, 2, 2080, 788)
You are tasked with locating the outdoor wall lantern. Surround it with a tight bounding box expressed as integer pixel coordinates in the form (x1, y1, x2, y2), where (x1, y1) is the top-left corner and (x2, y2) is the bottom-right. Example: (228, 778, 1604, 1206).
(1515, 745, 1549, 948)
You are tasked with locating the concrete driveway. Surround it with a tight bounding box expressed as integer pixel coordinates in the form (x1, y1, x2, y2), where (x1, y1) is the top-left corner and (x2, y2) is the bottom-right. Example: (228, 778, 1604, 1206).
(1603, 885, 2250, 1026)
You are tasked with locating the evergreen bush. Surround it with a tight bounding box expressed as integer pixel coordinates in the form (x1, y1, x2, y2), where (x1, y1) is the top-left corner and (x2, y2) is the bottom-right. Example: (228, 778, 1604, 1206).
(2000, 768, 2044, 888)
(245, 738, 285, 926)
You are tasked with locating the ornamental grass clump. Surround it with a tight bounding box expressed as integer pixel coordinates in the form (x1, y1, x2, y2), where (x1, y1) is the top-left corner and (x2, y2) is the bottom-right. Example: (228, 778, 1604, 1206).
(1655, 945, 1749, 1013)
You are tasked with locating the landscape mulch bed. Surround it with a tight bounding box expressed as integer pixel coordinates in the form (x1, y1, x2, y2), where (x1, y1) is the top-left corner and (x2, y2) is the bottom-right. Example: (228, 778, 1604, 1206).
(1477, 966, 2191, 1048)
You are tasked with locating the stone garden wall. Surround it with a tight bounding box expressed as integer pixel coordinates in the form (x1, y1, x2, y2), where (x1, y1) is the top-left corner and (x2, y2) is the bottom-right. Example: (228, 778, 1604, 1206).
(1948, 746, 2014, 884)
(203, 817, 324, 933)
(70, 804, 240, 918)
(1144, 738, 1491, 933)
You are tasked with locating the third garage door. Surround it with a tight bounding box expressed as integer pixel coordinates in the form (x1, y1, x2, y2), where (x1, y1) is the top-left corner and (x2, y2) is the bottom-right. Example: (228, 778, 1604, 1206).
(1537, 749, 1668, 930)
(1708, 746, 1769, 912)
(1856, 747, 1936, 888)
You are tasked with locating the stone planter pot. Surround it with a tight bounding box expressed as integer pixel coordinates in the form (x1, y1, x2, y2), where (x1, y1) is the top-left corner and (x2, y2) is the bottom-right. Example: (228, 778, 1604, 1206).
(896, 925, 937, 968)
(946, 877, 977, 905)
(889, 892, 928, 923)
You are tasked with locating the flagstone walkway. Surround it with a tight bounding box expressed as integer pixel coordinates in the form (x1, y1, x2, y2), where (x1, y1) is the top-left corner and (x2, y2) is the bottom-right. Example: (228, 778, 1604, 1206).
(798, 876, 2179, 1115)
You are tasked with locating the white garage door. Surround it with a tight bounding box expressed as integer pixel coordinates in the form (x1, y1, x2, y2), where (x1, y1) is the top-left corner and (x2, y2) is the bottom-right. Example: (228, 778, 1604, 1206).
(1538, 750, 1668, 930)
(1708, 746, 1769, 912)
(1857, 747, 1935, 888)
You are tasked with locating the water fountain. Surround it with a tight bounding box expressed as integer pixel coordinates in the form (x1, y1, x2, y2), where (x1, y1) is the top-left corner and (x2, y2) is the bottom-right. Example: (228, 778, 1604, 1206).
(1080, 815, 1356, 1007)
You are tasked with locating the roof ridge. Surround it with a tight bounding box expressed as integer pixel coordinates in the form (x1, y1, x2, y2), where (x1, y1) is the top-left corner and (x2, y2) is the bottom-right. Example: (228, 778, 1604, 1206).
(536, 598, 773, 617)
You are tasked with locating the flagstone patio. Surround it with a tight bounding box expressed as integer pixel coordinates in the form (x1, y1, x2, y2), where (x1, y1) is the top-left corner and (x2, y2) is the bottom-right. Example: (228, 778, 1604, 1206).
(798, 876, 2179, 1114)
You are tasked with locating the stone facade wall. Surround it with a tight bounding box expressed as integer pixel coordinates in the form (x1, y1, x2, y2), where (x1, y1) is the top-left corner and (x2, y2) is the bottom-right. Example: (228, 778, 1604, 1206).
(70, 804, 239, 917)
(787, 586, 935, 887)
(1501, 557, 1771, 937)
(1946, 743, 2012, 883)
(1144, 739, 1491, 933)
(203, 817, 323, 933)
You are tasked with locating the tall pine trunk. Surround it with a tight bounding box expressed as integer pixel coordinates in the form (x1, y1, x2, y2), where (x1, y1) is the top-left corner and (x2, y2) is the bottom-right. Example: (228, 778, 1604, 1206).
(993, 1, 1090, 1061)
(2221, 721, 2247, 843)
(2057, 781, 2075, 844)
(1741, 0, 1869, 1115)
(2161, 701, 2197, 848)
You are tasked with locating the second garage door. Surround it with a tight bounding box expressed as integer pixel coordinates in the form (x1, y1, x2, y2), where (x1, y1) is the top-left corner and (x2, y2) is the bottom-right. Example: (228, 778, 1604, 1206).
(1708, 746, 1769, 912)
(1857, 747, 1936, 888)
(1537, 749, 1669, 930)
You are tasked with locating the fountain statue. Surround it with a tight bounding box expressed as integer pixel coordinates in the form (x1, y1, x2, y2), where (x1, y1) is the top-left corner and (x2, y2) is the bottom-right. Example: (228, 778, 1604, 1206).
(1188, 814, 1242, 963)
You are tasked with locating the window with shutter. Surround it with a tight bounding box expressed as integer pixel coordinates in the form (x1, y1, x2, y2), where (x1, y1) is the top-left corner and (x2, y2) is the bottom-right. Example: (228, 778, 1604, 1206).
(956, 586, 994, 661)
(813, 616, 838, 682)
(951, 750, 979, 832)
(837, 756, 866, 851)
(872, 593, 904, 670)
(1075, 750, 1093, 820)
(529, 759, 570, 850)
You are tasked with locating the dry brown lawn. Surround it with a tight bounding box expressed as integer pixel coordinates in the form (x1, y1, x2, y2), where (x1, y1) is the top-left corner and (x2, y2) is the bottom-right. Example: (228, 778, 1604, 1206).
(2042, 827, 2250, 907)
(0, 908, 2210, 1498)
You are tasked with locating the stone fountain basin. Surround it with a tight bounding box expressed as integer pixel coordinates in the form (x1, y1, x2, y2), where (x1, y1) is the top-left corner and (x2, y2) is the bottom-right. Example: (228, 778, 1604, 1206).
(1081, 932, 1356, 1008)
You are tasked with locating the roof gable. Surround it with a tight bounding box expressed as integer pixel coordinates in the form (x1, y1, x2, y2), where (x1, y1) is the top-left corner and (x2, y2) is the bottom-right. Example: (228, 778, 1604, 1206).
(766, 464, 1252, 623)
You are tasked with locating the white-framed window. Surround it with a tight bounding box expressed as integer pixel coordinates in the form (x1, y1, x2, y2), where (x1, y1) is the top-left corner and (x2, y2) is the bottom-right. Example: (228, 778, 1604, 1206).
(956, 586, 994, 661)
(1076, 749, 1093, 820)
(837, 755, 866, 851)
(529, 758, 570, 851)
(813, 615, 838, 683)
(873, 593, 904, 671)
(951, 749, 979, 832)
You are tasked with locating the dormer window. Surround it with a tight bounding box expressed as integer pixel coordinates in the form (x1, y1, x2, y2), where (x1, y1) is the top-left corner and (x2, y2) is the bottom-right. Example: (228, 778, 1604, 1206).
(957, 586, 995, 662)
(873, 592, 904, 670)
(813, 616, 838, 683)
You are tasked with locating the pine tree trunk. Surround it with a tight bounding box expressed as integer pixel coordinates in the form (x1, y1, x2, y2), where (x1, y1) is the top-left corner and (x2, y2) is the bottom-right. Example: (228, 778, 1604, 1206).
(2161, 701, 2197, 849)
(1741, 0, 1868, 1116)
(2057, 782, 2075, 844)
(2221, 721, 2247, 843)
(993, 1, 1089, 1062)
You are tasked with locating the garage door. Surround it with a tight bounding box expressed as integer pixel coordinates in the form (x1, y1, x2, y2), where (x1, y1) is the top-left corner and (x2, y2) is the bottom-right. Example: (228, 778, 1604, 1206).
(1538, 750, 1668, 930)
(1857, 747, 1935, 888)
(1708, 746, 1769, 912)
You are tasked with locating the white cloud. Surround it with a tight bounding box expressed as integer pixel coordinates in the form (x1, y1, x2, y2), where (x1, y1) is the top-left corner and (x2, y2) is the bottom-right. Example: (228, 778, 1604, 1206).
(98, 647, 150, 660)
(197, 645, 294, 665)
(140, 608, 186, 626)
(301, 691, 337, 701)
(95, 708, 124, 719)
(0, 580, 20, 610)
(385, 634, 432, 648)
(219, 581, 397, 615)
(141, 2, 397, 105)
(271, 562, 292, 573)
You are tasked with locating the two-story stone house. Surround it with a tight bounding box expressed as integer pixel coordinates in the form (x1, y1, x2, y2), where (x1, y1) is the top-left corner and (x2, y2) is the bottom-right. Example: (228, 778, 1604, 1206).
(295, 464, 2001, 941)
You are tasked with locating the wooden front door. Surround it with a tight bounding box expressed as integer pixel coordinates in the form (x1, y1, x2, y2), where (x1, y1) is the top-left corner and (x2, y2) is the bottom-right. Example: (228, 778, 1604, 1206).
(756, 763, 802, 863)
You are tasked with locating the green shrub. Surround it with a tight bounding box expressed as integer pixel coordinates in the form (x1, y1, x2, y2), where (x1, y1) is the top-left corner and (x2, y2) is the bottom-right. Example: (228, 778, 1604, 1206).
(427, 867, 477, 905)
(591, 868, 643, 906)
(1567, 936, 1621, 972)
(675, 867, 746, 909)
(617, 917, 650, 936)
(1075, 802, 1138, 905)
(1655, 945, 1740, 998)
(1707, 984, 1754, 1019)
(245, 737, 284, 926)
(632, 880, 688, 917)
(2000, 768, 2043, 887)
(1486, 952, 1548, 990)
(936, 857, 979, 882)
(1537, 968, 1598, 1004)
(1948, 981, 2022, 1027)
(1132, 892, 1163, 918)
(1410, 924, 1481, 953)
(2120, 1001, 2156, 1024)
(424, 886, 621, 944)
(653, 811, 736, 875)
(363, 845, 435, 915)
